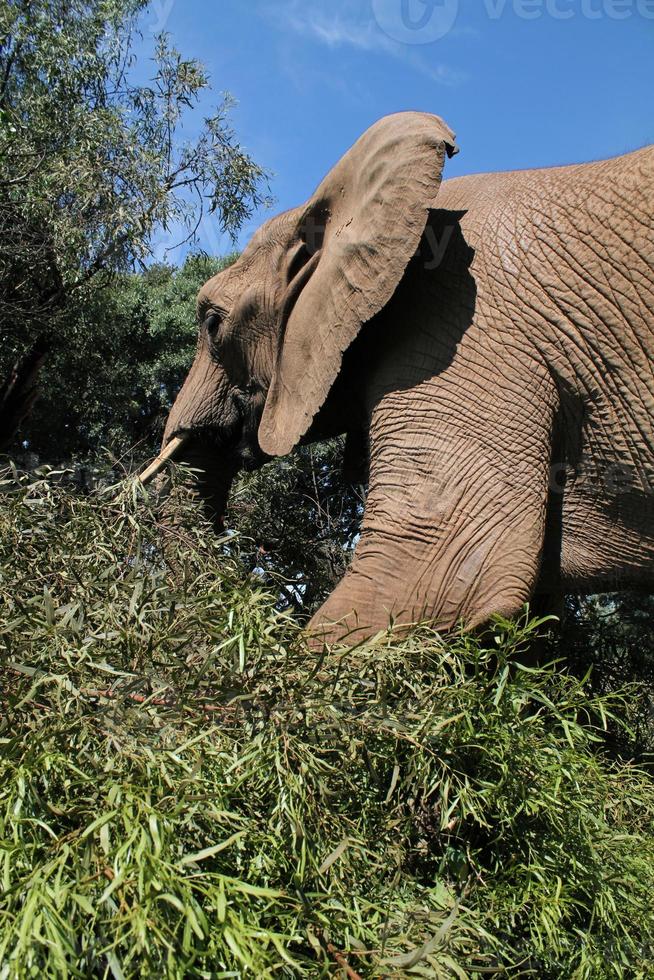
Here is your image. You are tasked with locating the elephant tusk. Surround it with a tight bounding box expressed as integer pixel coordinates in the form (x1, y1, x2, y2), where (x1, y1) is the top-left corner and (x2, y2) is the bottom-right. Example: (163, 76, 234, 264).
(138, 435, 187, 485)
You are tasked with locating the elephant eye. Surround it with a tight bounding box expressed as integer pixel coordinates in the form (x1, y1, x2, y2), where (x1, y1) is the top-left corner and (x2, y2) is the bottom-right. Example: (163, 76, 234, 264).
(204, 311, 223, 337)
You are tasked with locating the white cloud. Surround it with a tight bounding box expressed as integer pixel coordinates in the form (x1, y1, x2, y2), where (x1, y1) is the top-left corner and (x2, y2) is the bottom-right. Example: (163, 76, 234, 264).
(289, 9, 384, 50)
(267, 1, 467, 86)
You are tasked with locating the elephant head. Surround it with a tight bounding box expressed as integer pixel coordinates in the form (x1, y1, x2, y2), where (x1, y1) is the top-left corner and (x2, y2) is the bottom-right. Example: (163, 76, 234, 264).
(143, 111, 457, 530)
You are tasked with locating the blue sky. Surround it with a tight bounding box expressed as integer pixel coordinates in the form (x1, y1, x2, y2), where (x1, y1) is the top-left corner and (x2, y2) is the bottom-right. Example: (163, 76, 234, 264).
(136, 0, 654, 258)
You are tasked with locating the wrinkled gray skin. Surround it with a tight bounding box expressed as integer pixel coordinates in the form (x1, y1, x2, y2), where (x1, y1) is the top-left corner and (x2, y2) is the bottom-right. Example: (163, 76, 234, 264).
(162, 112, 654, 643)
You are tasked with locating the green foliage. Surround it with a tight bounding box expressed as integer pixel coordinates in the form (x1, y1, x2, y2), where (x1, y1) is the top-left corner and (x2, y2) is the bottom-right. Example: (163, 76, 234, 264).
(1, 466, 654, 978)
(230, 440, 363, 617)
(549, 593, 654, 757)
(25, 254, 236, 461)
(0, 0, 268, 448)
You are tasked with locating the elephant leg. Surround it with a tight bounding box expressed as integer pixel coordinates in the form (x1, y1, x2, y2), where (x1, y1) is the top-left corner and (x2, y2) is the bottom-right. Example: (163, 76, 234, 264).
(309, 379, 558, 644)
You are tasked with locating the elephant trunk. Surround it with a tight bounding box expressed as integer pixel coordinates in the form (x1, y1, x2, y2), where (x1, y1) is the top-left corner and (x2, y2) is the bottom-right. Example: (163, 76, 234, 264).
(139, 350, 242, 531)
(177, 443, 238, 531)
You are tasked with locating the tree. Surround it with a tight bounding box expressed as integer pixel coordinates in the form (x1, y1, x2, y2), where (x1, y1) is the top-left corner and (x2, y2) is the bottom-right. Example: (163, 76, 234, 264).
(23, 254, 236, 462)
(0, 0, 269, 449)
(549, 592, 654, 753)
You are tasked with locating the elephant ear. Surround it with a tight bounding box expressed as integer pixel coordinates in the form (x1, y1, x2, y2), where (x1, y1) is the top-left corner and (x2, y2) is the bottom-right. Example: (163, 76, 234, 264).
(258, 111, 457, 457)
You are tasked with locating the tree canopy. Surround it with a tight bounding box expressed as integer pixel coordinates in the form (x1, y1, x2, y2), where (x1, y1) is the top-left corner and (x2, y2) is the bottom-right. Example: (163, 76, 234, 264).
(24, 255, 233, 461)
(0, 0, 269, 448)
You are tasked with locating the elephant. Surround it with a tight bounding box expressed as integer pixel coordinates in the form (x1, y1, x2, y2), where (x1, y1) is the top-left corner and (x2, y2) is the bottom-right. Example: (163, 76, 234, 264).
(141, 111, 654, 644)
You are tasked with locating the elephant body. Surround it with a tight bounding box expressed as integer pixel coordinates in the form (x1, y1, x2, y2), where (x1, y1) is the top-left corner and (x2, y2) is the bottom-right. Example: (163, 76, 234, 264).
(156, 113, 654, 643)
